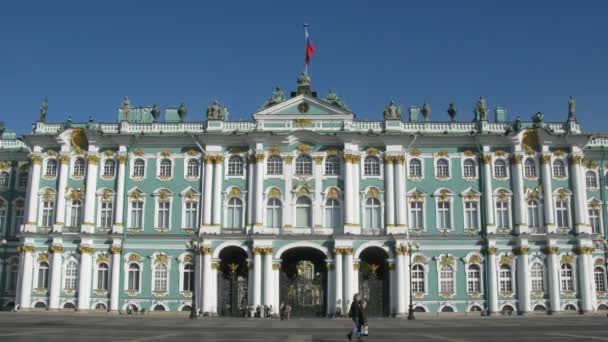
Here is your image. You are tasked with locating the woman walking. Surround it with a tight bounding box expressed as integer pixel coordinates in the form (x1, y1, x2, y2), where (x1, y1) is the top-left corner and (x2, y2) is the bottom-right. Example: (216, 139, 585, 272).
(347, 294, 365, 341)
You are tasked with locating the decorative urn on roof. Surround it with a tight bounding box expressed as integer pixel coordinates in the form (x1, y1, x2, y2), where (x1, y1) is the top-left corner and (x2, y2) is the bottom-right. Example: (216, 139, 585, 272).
(151, 104, 161, 123)
(421, 100, 431, 121)
(177, 103, 188, 122)
(447, 102, 457, 122)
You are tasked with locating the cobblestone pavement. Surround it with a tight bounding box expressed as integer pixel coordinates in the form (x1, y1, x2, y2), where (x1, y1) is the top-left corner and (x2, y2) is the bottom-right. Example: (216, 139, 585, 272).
(0, 312, 607, 341)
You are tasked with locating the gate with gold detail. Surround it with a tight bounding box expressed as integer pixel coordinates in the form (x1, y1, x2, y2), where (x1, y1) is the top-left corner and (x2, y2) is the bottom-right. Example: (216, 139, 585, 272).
(359, 260, 389, 316)
(218, 261, 248, 317)
(280, 260, 326, 317)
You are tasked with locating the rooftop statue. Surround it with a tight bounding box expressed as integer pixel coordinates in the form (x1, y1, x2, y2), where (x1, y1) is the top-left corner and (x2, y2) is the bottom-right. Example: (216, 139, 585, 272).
(476, 96, 487, 121)
(207, 100, 226, 121)
(533, 112, 544, 127)
(39, 98, 48, 122)
(324, 89, 349, 110)
(513, 116, 522, 132)
(421, 100, 431, 121)
(261, 87, 286, 109)
(383, 100, 401, 120)
(447, 102, 457, 121)
(151, 104, 161, 122)
(177, 103, 188, 122)
(122, 96, 131, 121)
(568, 96, 576, 120)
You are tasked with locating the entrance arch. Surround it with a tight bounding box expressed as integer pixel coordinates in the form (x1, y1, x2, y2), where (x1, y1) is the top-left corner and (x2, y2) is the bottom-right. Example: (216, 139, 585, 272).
(217, 246, 248, 317)
(358, 246, 390, 317)
(279, 247, 327, 317)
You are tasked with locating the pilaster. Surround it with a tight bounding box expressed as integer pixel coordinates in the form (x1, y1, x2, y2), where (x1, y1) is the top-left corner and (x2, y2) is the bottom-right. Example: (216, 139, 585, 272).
(202, 156, 214, 227)
(576, 240, 596, 313)
(17, 243, 35, 308)
(512, 152, 528, 234)
(394, 156, 407, 232)
(384, 156, 395, 229)
(212, 156, 223, 228)
(113, 151, 127, 234)
(482, 151, 496, 234)
(514, 241, 531, 314)
(48, 242, 64, 310)
(486, 243, 499, 314)
(54, 153, 70, 232)
(82, 153, 99, 234)
(540, 152, 555, 232)
(109, 243, 122, 311)
(24, 153, 42, 232)
(77, 242, 94, 310)
(545, 241, 561, 314)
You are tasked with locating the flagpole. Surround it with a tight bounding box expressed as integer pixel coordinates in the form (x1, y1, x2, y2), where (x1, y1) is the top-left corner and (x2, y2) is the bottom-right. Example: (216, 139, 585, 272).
(303, 23, 309, 76)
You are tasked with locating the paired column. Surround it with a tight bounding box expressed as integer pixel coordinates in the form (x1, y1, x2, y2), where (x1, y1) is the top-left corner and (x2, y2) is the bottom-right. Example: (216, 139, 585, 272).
(283, 157, 293, 228)
(334, 249, 343, 313)
(210, 262, 218, 314)
(546, 246, 561, 314)
(17, 244, 35, 308)
(254, 154, 265, 227)
(515, 246, 531, 313)
(109, 245, 121, 311)
(577, 245, 596, 313)
(273, 261, 280, 314)
(48, 244, 64, 310)
(395, 247, 406, 316)
(113, 154, 127, 233)
(262, 248, 274, 306)
(212, 156, 223, 226)
(540, 154, 555, 232)
(24, 154, 42, 232)
(54, 154, 70, 231)
(201, 247, 212, 313)
(344, 155, 354, 228)
(395, 156, 407, 228)
(203, 156, 214, 226)
(384, 157, 395, 228)
(252, 248, 262, 306)
(482, 154, 496, 234)
(82, 154, 99, 234)
(344, 249, 354, 308)
(486, 246, 499, 314)
(77, 244, 93, 310)
(570, 154, 590, 234)
(512, 154, 527, 234)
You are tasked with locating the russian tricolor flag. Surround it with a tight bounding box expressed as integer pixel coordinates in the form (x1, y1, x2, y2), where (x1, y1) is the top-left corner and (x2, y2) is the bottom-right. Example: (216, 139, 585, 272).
(305, 26, 315, 65)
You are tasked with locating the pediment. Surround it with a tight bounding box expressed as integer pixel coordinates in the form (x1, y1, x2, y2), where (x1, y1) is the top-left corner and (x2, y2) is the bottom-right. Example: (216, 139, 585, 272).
(253, 94, 354, 120)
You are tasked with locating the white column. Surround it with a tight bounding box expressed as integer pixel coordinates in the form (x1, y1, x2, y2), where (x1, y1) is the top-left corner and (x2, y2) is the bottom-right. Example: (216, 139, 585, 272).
(483, 155, 495, 234)
(273, 262, 280, 315)
(246, 155, 254, 228)
(516, 246, 531, 314)
(326, 260, 334, 316)
(263, 250, 273, 306)
(254, 154, 264, 227)
(212, 157, 223, 226)
(110, 246, 121, 311)
(54, 155, 70, 231)
(82, 154, 99, 234)
(353, 158, 361, 227)
(344, 158, 354, 228)
(201, 250, 212, 313)
(395, 250, 406, 316)
(384, 158, 395, 229)
(512, 154, 527, 234)
(541, 154, 555, 231)
(283, 157, 293, 228)
(487, 247, 499, 314)
(77, 245, 93, 310)
(547, 247, 561, 314)
(352, 259, 359, 304)
(578, 246, 595, 313)
(48, 245, 64, 310)
(18, 245, 34, 309)
(344, 250, 354, 308)
(203, 157, 214, 226)
(253, 249, 262, 306)
(210, 262, 218, 314)
(24, 154, 42, 231)
(196, 252, 204, 310)
(314, 156, 323, 229)
(570, 155, 590, 234)
(395, 156, 407, 228)
(113, 154, 126, 233)
(334, 250, 343, 313)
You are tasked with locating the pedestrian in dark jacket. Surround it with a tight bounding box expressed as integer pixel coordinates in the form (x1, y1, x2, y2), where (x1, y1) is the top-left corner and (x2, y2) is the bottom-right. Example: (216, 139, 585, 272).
(347, 294, 365, 341)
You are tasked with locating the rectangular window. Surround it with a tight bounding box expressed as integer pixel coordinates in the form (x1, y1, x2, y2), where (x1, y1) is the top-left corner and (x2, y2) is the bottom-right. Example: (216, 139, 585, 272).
(410, 201, 423, 229)
(464, 201, 478, 230)
(556, 200, 570, 228)
(184, 201, 198, 229)
(130, 201, 143, 229)
(157, 201, 170, 229)
(100, 201, 113, 229)
(42, 201, 54, 228)
(13, 206, 24, 234)
(589, 208, 601, 234)
(496, 201, 510, 228)
(437, 201, 451, 229)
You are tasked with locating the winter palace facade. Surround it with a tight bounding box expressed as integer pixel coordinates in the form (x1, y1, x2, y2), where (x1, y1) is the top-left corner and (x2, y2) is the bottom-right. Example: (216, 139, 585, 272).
(1, 75, 608, 317)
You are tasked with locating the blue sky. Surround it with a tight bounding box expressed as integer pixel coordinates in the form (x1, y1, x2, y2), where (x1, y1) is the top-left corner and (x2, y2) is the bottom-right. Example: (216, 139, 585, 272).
(0, 1, 606, 134)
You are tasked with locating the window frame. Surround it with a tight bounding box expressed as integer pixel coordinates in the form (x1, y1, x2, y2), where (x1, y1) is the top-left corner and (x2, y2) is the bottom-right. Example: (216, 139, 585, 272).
(131, 158, 146, 179)
(227, 155, 245, 177)
(552, 158, 567, 178)
(266, 155, 284, 176)
(72, 157, 86, 178)
(493, 158, 508, 179)
(185, 158, 201, 179)
(524, 157, 538, 179)
(435, 158, 451, 179)
(295, 155, 313, 176)
(363, 196, 382, 230)
(462, 158, 477, 179)
(363, 156, 381, 177)
(408, 158, 423, 179)
(324, 155, 341, 176)
(498, 264, 514, 293)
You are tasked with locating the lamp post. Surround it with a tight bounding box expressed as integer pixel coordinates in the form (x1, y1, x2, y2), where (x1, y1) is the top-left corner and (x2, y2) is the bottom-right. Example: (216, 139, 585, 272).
(186, 240, 200, 319)
(405, 242, 420, 320)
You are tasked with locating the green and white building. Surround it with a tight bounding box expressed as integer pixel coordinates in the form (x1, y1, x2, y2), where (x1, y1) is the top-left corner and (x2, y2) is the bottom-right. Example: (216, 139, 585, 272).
(2, 74, 608, 316)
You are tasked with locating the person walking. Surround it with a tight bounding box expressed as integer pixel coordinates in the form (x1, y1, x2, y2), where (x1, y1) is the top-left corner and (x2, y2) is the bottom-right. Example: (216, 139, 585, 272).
(346, 294, 365, 341)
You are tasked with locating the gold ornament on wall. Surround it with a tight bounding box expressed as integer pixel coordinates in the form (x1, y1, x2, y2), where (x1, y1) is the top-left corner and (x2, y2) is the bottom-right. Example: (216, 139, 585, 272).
(499, 255, 512, 266)
(70, 128, 88, 151)
(133, 148, 144, 156)
(366, 187, 380, 199)
(268, 145, 281, 155)
(268, 187, 281, 198)
(228, 187, 242, 198)
(409, 148, 421, 157)
(296, 144, 311, 154)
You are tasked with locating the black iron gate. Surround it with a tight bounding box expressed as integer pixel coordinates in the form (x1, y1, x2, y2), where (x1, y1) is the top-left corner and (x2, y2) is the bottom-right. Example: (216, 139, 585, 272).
(217, 263, 248, 317)
(359, 264, 389, 316)
(280, 261, 325, 317)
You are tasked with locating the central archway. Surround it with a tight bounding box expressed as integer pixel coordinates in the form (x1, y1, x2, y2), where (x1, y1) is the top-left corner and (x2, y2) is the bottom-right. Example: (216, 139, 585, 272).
(279, 247, 327, 317)
(358, 246, 390, 317)
(217, 246, 248, 317)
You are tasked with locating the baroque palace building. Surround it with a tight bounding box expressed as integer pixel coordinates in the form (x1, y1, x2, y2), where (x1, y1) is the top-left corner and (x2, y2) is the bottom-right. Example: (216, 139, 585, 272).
(1, 74, 608, 316)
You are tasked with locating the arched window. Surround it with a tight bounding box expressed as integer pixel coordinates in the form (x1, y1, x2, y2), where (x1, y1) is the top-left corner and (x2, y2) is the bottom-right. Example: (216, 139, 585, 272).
(103, 159, 116, 177)
(586, 171, 598, 189)
(439, 265, 454, 293)
(266, 198, 282, 228)
(132, 159, 145, 177)
(64, 261, 78, 290)
(412, 264, 425, 293)
(560, 264, 574, 291)
(186, 159, 200, 178)
(182, 263, 194, 292)
(553, 159, 566, 177)
(37, 262, 49, 289)
(324, 198, 341, 228)
(97, 263, 109, 291)
(499, 265, 513, 292)
(266, 155, 283, 175)
(436, 158, 450, 178)
(496, 201, 510, 229)
(68, 200, 82, 228)
(325, 156, 340, 175)
(228, 156, 244, 176)
(226, 198, 243, 229)
(463, 159, 476, 178)
(73, 158, 86, 177)
(17, 171, 28, 190)
(531, 263, 544, 292)
(0, 172, 9, 189)
(409, 159, 422, 178)
(295, 155, 313, 176)
(364, 156, 380, 176)
(527, 200, 542, 234)
(159, 159, 172, 177)
(45, 159, 58, 177)
(153, 304, 166, 312)
(524, 158, 537, 178)
(41, 198, 55, 228)
(466, 264, 481, 293)
(556, 200, 570, 228)
(128, 263, 140, 291)
(295, 196, 312, 228)
(153, 264, 168, 292)
(494, 159, 507, 178)
(595, 267, 606, 293)
(364, 197, 381, 229)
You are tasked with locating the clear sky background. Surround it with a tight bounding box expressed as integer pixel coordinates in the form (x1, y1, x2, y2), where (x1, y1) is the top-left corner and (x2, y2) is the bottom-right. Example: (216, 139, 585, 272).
(0, 0, 606, 134)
